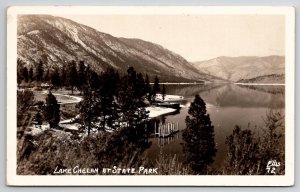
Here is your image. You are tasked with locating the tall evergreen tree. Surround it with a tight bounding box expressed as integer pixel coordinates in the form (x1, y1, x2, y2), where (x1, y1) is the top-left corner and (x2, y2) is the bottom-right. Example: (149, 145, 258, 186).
(44, 68, 50, 82)
(51, 68, 61, 89)
(152, 76, 160, 102)
(79, 67, 119, 134)
(79, 66, 148, 135)
(22, 67, 29, 83)
(182, 94, 216, 174)
(17, 59, 25, 87)
(136, 73, 146, 101)
(78, 65, 96, 134)
(145, 74, 152, 104)
(44, 91, 60, 128)
(91, 72, 100, 89)
(162, 84, 166, 101)
(60, 64, 67, 87)
(28, 67, 34, 82)
(35, 60, 44, 82)
(117, 67, 149, 129)
(82, 64, 91, 93)
(67, 60, 78, 95)
(17, 71, 22, 89)
(78, 86, 97, 135)
(96, 68, 119, 131)
(77, 61, 86, 94)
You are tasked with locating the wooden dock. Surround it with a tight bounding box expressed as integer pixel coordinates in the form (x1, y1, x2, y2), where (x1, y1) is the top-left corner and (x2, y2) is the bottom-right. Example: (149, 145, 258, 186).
(154, 121, 179, 138)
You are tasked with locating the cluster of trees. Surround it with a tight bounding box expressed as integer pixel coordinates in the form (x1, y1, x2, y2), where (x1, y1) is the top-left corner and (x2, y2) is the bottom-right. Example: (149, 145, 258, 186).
(17, 89, 150, 174)
(17, 57, 165, 133)
(78, 66, 161, 135)
(224, 110, 285, 175)
(17, 90, 60, 129)
(17, 65, 159, 174)
(17, 59, 44, 86)
(17, 59, 87, 93)
(17, 58, 165, 99)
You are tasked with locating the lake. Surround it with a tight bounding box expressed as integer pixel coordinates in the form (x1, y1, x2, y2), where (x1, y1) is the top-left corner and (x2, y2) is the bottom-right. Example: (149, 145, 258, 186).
(145, 83, 285, 169)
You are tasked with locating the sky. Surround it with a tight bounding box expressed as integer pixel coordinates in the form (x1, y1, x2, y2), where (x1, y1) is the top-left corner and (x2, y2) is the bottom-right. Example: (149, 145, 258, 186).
(58, 14, 285, 61)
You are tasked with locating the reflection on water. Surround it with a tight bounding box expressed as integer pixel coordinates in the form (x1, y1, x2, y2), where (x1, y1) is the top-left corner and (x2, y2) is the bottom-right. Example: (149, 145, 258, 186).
(145, 84, 285, 168)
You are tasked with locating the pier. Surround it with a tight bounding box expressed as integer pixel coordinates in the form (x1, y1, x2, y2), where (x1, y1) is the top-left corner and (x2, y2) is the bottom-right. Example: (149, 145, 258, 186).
(154, 121, 179, 138)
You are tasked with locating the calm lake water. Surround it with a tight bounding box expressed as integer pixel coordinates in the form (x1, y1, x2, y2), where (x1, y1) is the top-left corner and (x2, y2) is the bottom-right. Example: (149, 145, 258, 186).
(145, 83, 285, 168)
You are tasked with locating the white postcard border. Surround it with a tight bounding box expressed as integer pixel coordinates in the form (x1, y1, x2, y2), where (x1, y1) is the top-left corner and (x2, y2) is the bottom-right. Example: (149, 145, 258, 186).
(6, 6, 295, 186)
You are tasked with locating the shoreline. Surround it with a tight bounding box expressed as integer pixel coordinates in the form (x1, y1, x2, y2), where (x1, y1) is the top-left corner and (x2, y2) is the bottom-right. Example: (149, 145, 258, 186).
(235, 83, 285, 86)
(149, 82, 204, 85)
(146, 106, 178, 118)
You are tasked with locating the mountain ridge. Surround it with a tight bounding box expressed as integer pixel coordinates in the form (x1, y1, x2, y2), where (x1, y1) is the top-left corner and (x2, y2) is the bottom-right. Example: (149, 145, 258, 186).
(17, 14, 219, 83)
(192, 55, 285, 83)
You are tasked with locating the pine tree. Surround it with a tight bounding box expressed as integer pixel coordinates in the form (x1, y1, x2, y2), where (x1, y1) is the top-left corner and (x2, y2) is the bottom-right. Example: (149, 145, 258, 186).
(117, 67, 149, 130)
(67, 60, 78, 95)
(182, 94, 216, 174)
(17, 59, 25, 87)
(51, 68, 61, 89)
(145, 74, 152, 104)
(136, 73, 146, 101)
(17, 72, 22, 89)
(77, 61, 86, 94)
(17, 67, 22, 88)
(89, 71, 100, 90)
(96, 68, 119, 131)
(79, 68, 119, 134)
(36, 60, 44, 82)
(78, 86, 97, 135)
(44, 91, 60, 128)
(116, 67, 149, 145)
(22, 67, 29, 83)
(82, 64, 91, 93)
(162, 84, 166, 101)
(28, 67, 34, 82)
(60, 64, 67, 87)
(152, 76, 160, 102)
(44, 68, 50, 82)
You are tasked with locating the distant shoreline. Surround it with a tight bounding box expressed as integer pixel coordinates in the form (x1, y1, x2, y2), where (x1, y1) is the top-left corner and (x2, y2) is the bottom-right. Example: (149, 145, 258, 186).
(235, 83, 285, 86)
(150, 82, 204, 85)
(149, 82, 285, 86)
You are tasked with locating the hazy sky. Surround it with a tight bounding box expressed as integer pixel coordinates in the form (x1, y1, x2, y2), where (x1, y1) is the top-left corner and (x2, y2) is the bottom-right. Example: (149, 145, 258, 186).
(58, 15, 285, 61)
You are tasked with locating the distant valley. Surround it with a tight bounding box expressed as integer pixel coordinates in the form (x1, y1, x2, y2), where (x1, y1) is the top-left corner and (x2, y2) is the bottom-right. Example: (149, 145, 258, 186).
(192, 56, 285, 83)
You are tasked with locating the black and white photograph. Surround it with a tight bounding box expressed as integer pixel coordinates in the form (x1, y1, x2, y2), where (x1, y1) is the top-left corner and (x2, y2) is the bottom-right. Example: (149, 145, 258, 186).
(6, 6, 295, 186)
